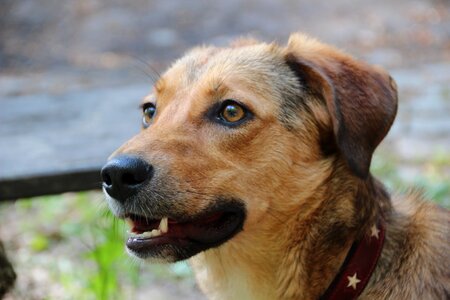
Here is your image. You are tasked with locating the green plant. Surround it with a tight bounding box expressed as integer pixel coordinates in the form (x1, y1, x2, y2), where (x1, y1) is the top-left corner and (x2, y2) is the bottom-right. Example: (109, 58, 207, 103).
(84, 212, 140, 300)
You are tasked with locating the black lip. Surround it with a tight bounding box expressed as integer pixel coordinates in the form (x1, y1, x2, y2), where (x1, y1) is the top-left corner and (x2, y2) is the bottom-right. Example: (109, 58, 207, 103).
(126, 199, 246, 261)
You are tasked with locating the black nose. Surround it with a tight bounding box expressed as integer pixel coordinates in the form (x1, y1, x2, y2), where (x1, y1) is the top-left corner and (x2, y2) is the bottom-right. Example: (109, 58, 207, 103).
(101, 155, 153, 202)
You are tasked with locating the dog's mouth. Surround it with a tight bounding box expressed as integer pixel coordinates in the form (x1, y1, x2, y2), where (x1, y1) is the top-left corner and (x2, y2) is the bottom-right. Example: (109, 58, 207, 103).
(124, 202, 246, 260)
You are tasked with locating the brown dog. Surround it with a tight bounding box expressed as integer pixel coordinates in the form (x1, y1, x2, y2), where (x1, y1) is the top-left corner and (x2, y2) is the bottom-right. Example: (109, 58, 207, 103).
(101, 33, 450, 299)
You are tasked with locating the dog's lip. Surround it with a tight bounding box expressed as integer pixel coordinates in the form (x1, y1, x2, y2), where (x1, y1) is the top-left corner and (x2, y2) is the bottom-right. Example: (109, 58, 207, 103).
(124, 205, 245, 258)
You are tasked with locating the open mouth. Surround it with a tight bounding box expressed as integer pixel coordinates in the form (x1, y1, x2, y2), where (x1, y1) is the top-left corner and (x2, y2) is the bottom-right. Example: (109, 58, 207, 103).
(124, 202, 246, 260)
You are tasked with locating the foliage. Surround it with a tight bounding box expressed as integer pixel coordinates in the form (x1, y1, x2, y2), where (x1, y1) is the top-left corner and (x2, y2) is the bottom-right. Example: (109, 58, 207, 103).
(371, 150, 450, 207)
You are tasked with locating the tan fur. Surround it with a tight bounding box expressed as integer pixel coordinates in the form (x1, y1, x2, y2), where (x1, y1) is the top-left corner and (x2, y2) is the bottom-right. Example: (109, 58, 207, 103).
(113, 33, 449, 299)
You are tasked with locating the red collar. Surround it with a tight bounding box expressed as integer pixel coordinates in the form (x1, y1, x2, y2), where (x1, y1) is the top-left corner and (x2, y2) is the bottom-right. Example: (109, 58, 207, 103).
(321, 220, 386, 300)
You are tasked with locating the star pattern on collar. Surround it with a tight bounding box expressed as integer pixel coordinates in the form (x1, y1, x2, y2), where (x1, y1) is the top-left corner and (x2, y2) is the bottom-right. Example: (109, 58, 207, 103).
(347, 272, 361, 290)
(321, 220, 386, 300)
(370, 224, 380, 239)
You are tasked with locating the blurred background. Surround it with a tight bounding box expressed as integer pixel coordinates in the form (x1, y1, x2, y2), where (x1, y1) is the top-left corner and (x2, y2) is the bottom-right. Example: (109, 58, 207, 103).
(0, 0, 449, 299)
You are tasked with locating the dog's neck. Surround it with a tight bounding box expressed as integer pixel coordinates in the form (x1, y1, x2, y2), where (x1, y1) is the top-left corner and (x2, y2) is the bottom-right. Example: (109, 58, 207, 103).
(190, 164, 392, 300)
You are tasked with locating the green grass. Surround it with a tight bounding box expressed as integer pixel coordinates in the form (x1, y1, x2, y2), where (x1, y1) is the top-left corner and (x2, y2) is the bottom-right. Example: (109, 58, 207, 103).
(11, 193, 142, 299)
(0, 192, 195, 299)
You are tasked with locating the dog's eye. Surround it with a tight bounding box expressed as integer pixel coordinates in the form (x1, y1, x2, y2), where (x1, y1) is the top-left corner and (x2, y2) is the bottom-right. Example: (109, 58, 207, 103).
(218, 100, 247, 124)
(142, 103, 156, 128)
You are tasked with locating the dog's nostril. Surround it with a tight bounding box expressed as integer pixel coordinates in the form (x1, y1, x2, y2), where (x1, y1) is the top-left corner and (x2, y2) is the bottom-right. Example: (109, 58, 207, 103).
(102, 172, 112, 186)
(122, 172, 146, 186)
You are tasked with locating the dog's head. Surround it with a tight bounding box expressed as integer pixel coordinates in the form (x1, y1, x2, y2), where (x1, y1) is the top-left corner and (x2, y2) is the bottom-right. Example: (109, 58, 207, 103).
(101, 33, 397, 262)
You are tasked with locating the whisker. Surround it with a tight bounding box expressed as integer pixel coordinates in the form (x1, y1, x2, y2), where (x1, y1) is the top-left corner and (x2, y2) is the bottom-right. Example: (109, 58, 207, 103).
(130, 55, 161, 83)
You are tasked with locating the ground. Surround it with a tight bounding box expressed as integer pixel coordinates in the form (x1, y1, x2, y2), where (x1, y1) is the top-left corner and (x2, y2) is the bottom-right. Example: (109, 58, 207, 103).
(0, 0, 449, 299)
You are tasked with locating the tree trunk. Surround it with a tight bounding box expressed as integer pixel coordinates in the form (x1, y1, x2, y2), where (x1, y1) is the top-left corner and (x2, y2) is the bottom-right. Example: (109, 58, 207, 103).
(0, 241, 16, 298)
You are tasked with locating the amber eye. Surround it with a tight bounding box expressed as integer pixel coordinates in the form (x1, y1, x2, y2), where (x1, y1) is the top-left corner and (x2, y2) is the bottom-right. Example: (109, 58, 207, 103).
(142, 103, 156, 127)
(219, 101, 246, 123)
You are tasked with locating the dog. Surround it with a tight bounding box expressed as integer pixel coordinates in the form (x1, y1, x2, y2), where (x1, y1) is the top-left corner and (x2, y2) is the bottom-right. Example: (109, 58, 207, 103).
(101, 33, 449, 299)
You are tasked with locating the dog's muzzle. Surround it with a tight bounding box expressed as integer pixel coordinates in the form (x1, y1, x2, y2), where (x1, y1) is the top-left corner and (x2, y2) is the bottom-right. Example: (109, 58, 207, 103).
(100, 155, 246, 262)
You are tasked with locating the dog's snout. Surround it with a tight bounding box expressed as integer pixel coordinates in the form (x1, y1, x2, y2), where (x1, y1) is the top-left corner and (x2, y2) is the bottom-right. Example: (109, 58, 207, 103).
(101, 155, 153, 202)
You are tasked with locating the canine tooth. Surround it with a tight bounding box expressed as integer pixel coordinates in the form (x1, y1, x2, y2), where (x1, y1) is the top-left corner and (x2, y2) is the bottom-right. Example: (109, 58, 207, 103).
(159, 217, 168, 233)
(125, 218, 134, 228)
(151, 229, 162, 237)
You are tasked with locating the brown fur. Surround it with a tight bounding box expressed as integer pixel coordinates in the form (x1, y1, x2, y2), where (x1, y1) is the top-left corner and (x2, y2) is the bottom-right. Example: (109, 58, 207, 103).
(112, 33, 450, 299)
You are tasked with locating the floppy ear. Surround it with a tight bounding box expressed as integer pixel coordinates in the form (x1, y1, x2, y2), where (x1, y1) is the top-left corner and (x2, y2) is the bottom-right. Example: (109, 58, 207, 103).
(284, 34, 398, 179)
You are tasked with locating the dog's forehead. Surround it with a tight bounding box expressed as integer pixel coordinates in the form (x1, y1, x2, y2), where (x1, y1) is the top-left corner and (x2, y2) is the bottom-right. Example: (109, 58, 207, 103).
(174, 44, 278, 83)
(157, 44, 301, 106)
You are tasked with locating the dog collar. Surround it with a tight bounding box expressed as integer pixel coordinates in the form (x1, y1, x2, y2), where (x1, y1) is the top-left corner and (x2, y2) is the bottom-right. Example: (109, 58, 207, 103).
(321, 220, 386, 300)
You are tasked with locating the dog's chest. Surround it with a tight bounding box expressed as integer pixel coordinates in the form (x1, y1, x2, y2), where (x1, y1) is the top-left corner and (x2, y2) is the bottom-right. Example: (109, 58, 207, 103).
(190, 255, 276, 300)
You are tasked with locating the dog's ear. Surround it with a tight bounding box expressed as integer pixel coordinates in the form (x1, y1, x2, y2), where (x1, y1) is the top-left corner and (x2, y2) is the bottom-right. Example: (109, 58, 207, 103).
(284, 34, 398, 179)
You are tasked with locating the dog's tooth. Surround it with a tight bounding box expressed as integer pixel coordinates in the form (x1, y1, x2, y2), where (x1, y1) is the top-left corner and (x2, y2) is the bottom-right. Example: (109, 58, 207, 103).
(128, 230, 140, 237)
(125, 218, 134, 229)
(159, 217, 168, 233)
(151, 229, 162, 237)
(127, 227, 163, 238)
(141, 231, 154, 238)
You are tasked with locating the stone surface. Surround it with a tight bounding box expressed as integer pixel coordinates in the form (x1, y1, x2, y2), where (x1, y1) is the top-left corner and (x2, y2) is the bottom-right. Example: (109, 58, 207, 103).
(0, 80, 150, 200)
